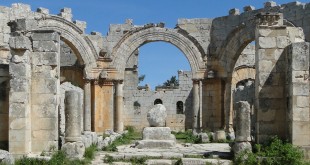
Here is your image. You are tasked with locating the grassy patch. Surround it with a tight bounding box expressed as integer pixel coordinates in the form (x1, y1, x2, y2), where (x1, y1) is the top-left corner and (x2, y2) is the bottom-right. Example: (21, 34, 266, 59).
(15, 144, 98, 165)
(234, 136, 310, 165)
(172, 130, 201, 144)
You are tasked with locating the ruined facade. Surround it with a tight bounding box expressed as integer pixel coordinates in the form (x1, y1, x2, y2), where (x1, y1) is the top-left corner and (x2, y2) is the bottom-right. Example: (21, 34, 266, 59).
(0, 1, 310, 158)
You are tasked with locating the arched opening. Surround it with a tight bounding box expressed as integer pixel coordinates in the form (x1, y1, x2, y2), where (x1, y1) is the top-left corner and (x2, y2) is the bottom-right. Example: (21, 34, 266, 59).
(154, 99, 163, 105)
(117, 27, 204, 131)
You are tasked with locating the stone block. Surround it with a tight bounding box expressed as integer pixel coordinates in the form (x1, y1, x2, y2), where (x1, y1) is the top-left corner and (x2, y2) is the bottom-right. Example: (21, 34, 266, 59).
(9, 118, 27, 130)
(215, 130, 226, 141)
(243, 5, 255, 12)
(10, 19, 37, 32)
(32, 130, 57, 141)
(31, 32, 59, 42)
(36, 7, 49, 14)
(32, 78, 57, 94)
(229, 8, 240, 15)
(61, 142, 85, 159)
(291, 71, 308, 83)
(0, 149, 14, 165)
(9, 77, 28, 92)
(33, 41, 58, 52)
(32, 118, 57, 130)
(32, 94, 56, 105)
(10, 92, 29, 103)
(9, 103, 29, 118)
(9, 63, 30, 77)
(296, 96, 309, 108)
(258, 37, 276, 48)
(9, 36, 31, 50)
(232, 142, 252, 155)
(142, 127, 175, 140)
(32, 104, 57, 118)
(264, 1, 277, 8)
(292, 108, 309, 122)
(146, 159, 172, 165)
(135, 140, 175, 149)
(290, 42, 309, 71)
(293, 83, 309, 96)
(257, 60, 274, 73)
(276, 36, 288, 48)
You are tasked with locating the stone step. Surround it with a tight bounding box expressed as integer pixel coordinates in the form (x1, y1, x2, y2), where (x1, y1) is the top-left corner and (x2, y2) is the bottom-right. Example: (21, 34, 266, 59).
(181, 158, 232, 165)
(146, 159, 173, 165)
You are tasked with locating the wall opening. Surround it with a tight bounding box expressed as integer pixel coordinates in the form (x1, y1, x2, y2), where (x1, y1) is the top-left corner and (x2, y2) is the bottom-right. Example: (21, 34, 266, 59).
(0, 65, 9, 150)
(176, 101, 184, 114)
(154, 99, 163, 105)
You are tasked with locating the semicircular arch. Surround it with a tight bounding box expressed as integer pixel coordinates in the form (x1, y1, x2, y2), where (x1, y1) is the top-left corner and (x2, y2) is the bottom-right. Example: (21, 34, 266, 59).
(36, 16, 97, 78)
(110, 27, 205, 77)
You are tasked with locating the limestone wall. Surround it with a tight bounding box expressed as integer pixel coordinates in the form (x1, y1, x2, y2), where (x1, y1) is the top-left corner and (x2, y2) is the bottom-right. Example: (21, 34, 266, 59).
(124, 71, 193, 131)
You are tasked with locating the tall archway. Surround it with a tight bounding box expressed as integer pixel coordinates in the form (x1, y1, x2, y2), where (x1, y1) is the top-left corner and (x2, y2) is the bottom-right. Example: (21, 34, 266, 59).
(110, 27, 205, 77)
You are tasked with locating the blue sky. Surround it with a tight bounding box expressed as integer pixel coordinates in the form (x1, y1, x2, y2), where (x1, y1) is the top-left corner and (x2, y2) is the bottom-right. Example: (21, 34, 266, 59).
(1, 0, 308, 88)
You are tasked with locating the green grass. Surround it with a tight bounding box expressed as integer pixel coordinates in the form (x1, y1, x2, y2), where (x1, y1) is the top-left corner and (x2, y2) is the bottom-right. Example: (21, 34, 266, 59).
(14, 144, 98, 165)
(172, 130, 201, 144)
(102, 126, 141, 152)
(234, 136, 310, 165)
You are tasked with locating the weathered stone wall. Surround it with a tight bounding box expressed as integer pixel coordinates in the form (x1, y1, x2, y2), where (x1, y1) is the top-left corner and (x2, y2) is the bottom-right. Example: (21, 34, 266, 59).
(124, 71, 193, 131)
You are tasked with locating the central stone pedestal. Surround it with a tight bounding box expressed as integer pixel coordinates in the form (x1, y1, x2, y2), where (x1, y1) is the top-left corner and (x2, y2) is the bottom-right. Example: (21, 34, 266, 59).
(135, 127, 176, 149)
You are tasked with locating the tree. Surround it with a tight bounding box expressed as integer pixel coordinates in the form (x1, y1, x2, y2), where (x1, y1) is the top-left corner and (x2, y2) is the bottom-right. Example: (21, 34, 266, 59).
(163, 76, 179, 87)
(138, 74, 145, 83)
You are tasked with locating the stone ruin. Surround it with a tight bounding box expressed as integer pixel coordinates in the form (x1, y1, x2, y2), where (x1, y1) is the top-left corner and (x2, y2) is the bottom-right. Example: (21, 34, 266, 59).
(0, 1, 309, 160)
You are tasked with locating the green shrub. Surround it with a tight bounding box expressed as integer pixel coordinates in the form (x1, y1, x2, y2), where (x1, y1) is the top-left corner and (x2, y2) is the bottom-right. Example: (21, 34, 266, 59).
(84, 144, 97, 160)
(234, 136, 307, 165)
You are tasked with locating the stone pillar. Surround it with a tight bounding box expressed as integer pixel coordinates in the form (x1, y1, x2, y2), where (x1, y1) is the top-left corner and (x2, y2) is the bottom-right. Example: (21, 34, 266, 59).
(30, 31, 60, 153)
(8, 34, 32, 156)
(62, 91, 85, 159)
(192, 79, 200, 133)
(233, 101, 252, 155)
(84, 80, 91, 132)
(224, 80, 233, 132)
(65, 91, 82, 142)
(114, 80, 124, 133)
(287, 42, 310, 146)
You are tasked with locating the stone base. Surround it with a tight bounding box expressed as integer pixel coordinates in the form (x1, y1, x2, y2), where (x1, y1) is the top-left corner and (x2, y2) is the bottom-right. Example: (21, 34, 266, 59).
(135, 140, 175, 149)
(143, 127, 176, 140)
(0, 150, 14, 165)
(232, 142, 252, 155)
(61, 141, 85, 159)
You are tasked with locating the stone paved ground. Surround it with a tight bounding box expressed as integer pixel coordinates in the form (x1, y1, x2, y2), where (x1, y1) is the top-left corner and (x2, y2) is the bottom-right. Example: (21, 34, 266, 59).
(91, 143, 233, 165)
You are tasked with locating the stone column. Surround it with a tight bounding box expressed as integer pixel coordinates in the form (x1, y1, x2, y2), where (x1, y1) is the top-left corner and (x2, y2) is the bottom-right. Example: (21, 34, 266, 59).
(224, 80, 233, 132)
(62, 91, 85, 159)
(192, 79, 200, 134)
(84, 80, 91, 132)
(65, 90, 82, 142)
(114, 80, 124, 132)
(233, 101, 252, 155)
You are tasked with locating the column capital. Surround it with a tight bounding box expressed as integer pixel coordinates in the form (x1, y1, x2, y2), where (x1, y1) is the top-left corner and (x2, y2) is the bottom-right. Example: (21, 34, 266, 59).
(192, 78, 202, 84)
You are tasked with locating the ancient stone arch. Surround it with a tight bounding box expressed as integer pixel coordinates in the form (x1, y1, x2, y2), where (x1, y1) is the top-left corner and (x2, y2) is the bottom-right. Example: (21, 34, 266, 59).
(36, 16, 97, 78)
(110, 27, 205, 78)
